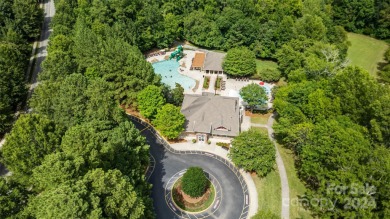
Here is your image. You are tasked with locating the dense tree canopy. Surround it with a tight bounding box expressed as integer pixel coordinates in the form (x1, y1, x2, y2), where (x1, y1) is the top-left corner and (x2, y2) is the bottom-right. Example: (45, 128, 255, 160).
(0, 0, 42, 134)
(0, 178, 30, 218)
(273, 62, 390, 217)
(27, 169, 151, 219)
(378, 48, 390, 84)
(137, 85, 165, 120)
(223, 47, 256, 77)
(1, 114, 61, 184)
(332, 0, 390, 38)
(331, 66, 379, 125)
(60, 120, 149, 184)
(163, 83, 184, 107)
(30, 75, 125, 131)
(1, 0, 389, 218)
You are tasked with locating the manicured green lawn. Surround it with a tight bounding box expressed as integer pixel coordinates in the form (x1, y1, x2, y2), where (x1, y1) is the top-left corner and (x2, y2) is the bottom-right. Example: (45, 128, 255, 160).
(251, 123, 281, 217)
(251, 168, 281, 217)
(347, 32, 389, 77)
(250, 113, 271, 125)
(276, 144, 313, 219)
(255, 59, 278, 73)
(252, 127, 268, 135)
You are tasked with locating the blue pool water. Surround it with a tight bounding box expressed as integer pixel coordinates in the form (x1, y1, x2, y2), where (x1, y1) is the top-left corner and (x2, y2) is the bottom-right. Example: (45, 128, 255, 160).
(152, 60, 196, 90)
(262, 85, 271, 94)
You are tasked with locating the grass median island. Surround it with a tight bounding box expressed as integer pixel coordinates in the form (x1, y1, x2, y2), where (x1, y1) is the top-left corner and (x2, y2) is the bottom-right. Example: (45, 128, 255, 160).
(347, 32, 389, 77)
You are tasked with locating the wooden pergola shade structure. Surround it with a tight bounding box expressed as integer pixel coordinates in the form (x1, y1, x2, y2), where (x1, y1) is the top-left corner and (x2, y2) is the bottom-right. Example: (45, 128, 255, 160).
(190, 52, 205, 70)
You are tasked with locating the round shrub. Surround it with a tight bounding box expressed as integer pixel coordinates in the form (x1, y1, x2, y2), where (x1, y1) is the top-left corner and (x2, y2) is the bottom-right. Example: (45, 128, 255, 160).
(181, 167, 209, 197)
(258, 68, 281, 82)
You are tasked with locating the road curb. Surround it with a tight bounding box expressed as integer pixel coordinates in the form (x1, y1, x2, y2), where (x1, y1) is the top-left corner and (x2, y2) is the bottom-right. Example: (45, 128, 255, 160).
(128, 114, 255, 219)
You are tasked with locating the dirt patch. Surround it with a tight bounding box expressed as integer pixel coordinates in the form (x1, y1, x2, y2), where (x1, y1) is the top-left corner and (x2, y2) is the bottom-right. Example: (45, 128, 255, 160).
(181, 188, 209, 204)
(245, 110, 272, 117)
(122, 105, 141, 116)
(121, 106, 152, 123)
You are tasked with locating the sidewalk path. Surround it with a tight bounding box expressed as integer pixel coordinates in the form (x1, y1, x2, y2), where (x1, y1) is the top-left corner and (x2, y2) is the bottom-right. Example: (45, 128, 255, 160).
(129, 115, 253, 219)
(252, 113, 290, 219)
(0, 138, 5, 149)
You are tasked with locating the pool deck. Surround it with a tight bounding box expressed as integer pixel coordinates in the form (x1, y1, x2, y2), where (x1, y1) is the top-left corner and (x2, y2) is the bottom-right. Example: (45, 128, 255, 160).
(147, 50, 274, 109)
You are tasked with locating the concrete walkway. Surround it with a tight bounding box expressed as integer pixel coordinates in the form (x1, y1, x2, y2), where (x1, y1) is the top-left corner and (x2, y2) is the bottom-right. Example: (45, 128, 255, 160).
(0, 138, 5, 149)
(252, 113, 290, 219)
(171, 139, 259, 218)
(207, 75, 217, 93)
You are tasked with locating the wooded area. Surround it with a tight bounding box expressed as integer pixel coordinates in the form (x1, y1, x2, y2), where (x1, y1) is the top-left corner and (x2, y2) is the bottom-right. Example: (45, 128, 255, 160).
(0, 0, 389, 218)
(0, 0, 42, 134)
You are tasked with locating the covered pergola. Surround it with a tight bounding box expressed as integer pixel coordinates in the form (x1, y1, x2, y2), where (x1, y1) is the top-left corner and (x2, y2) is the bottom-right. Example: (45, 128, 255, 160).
(190, 52, 205, 71)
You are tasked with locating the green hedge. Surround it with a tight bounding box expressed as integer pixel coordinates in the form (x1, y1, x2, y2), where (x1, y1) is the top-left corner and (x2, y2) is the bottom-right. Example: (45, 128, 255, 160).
(215, 77, 222, 89)
(203, 76, 210, 89)
(216, 142, 230, 149)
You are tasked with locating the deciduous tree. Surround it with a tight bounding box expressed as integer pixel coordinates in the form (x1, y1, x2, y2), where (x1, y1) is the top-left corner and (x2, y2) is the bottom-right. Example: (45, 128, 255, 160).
(229, 129, 275, 176)
(0, 178, 30, 218)
(223, 47, 256, 76)
(153, 104, 185, 139)
(28, 169, 152, 218)
(182, 167, 209, 198)
(137, 85, 165, 120)
(1, 114, 61, 184)
(60, 120, 149, 184)
(240, 83, 268, 112)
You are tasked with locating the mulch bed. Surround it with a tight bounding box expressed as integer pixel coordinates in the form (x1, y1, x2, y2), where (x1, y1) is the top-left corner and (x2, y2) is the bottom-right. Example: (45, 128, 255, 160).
(173, 180, 212, 210)
(167, 138, 187, 144)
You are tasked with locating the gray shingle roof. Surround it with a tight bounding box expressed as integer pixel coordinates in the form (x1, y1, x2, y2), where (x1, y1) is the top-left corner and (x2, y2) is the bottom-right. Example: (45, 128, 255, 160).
(203, 52, 226, 72)
(181, 93, 240, 136)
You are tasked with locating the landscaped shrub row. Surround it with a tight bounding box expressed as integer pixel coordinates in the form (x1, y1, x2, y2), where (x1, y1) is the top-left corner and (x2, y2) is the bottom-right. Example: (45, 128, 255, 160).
(215, 77, 222, 89)
(203, 76, 210, 89)
(216, 142, 230, 150)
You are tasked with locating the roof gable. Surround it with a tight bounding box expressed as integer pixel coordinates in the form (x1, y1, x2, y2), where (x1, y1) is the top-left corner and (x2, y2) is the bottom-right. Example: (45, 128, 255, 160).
(181, 94, 240, 136)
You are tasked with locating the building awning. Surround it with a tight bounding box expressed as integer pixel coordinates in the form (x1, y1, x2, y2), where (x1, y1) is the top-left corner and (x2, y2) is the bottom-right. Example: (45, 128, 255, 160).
(192, 53, 205, 68)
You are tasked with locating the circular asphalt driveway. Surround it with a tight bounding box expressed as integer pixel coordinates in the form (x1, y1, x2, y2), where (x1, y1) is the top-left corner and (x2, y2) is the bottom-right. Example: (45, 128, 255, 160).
(131, 119, 249, 219)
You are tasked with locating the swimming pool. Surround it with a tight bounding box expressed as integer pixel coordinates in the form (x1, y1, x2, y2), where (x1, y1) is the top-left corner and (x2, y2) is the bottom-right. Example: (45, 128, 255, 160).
(152, 60, 196, 90)
(262, 84, 271, 95)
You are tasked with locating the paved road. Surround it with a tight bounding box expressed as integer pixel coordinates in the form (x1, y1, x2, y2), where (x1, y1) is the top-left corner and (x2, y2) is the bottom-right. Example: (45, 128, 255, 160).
(252, 113, 290, 219)
(26, 0, 55, 106)
(131, 119, 249, 219)
(0, 0, 55, 176)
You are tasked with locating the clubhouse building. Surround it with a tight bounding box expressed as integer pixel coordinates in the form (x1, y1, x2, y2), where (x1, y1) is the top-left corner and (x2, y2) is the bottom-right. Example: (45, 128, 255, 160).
(181, 93, 241, 142)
